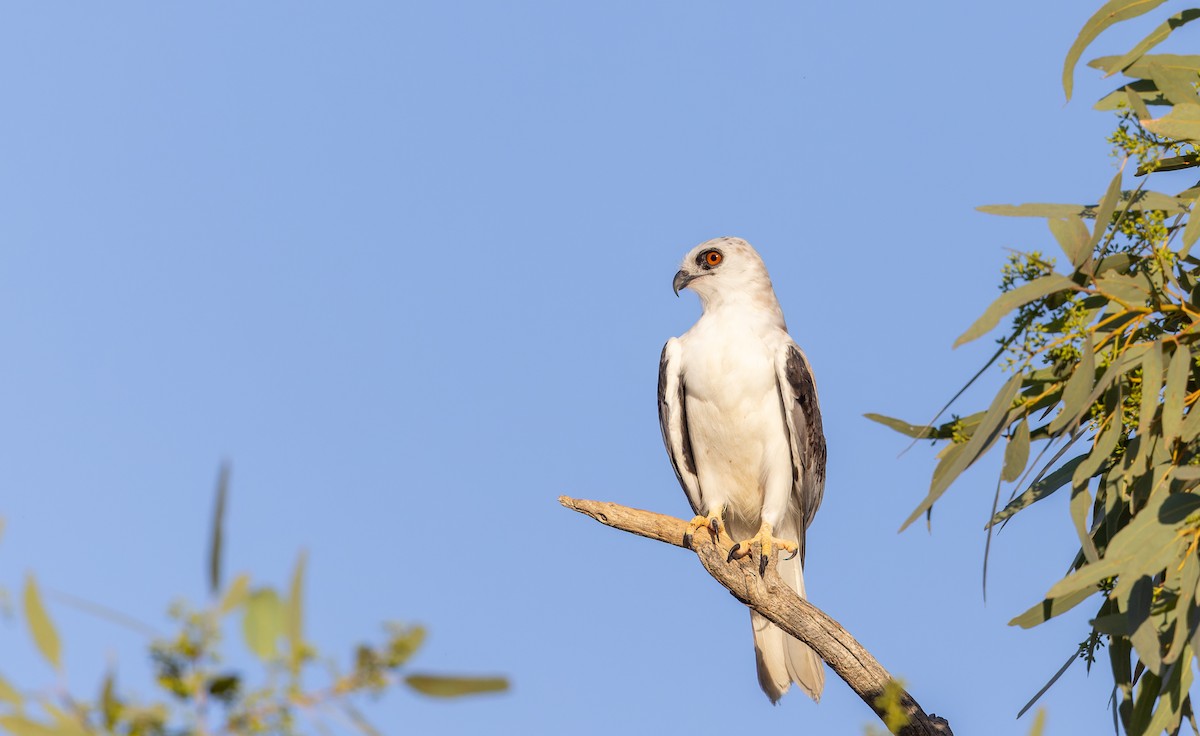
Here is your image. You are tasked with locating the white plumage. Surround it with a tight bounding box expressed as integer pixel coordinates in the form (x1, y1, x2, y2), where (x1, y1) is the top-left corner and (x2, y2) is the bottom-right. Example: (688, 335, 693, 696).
(658, 236, 826, 703)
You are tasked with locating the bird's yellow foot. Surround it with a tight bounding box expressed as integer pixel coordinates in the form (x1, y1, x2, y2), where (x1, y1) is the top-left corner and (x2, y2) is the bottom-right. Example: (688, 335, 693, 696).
(727, 522, 800, 575)
(683, 514, 723, 549)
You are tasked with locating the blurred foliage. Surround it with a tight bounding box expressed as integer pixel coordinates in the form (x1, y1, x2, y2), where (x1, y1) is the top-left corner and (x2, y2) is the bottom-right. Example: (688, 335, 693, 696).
(869, 2, 1200, 734)
(0, 465, 507, 735)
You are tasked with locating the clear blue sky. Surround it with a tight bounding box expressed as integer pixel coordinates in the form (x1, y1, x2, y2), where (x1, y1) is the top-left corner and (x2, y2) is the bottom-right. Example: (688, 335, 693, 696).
(0, 2, 1170, 734)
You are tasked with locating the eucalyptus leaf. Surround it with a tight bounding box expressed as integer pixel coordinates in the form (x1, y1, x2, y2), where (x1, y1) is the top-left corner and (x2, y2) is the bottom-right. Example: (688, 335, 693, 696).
(243, 588, 283, 660)
(1143, 103, 1200, 142)
(1098, 9, 1200, 76)
(1050, 335, 1095, 435)
(23, 574, 60, 671)
(287, 551, 307, 676)
(1048, 216, 1092, 268)
(1163, 345, 1190, 447)
(404, 674, 509, 698)
(990, 455, 1087, 527)
(1003, 419, 1032, 483)
(954, 275, 1077, 348)
(1063, 0, 1168, 100)
(862, 413, 935, 439)
(900, 374, 1021, 531)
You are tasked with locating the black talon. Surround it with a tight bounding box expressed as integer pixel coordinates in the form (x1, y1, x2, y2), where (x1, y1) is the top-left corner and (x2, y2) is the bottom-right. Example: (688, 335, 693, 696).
(710, 518, 720, 534)
(727, 543, 741, 562)
(784, 548, 799, 561)
(760, 553, 770, 576)
(683, 532, 694, 549)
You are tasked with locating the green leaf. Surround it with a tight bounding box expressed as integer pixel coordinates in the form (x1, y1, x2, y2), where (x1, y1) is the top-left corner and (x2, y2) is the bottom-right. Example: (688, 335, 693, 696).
(1099, 9, 1200, 76)
(23, 575, 60, 671)
(209, 462, 230, 596)
(1027, 709, 1047, 736)
(243, 588, 283, 660)
(1145, 62, 1200, 105)
(404, 674, 509, 698)
(1129, 669, 1163, 735)
(0, 674, 22, 707)
(1125, 574, 1161, 673)
(1043, 557, 1124, 602)
(1096, 272, 1150, 305)
(1143, 642, 1194, 735)
(862, 413, 934, 439)
(1003, 419, 1031, 482)
(977, 203, 1091, 219)
(1158, 492, 1200, 524)
(0, 716, 57, 736)
(989, 455, 1087, 527)
(1050, 335, 1095, 435)
(900, 374, 1021, 531)
(1095, 79, 1167, 111)
(1010, 585, 1099, 628)
(220, 573, 251, 616)
(1143, 103, 1200, 141)
(1088, 171, 1125, 255)
(1165, 554, 1200, 665)
(384, 623, 426, 667)
(100, 670, 120, 731)
(286, 550, 307, 676)
(1139, 341, 1164, 437)
(1063, 0, 1168, 101)
(1163, 345, 1190, 447)
(1095, 53, 1200, 80)
(954, 275, 1077, 348)
(1182, 192, 1200, 258)
(1070, 482, 1100, 564)
(1048, 216, 1091, 268)
(1072, 408, 1122, 488)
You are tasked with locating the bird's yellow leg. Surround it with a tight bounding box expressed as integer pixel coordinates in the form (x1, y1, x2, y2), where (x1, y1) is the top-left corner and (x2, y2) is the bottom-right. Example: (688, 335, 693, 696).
(682, 512, 723, 549)
(727, 521, 799, 574)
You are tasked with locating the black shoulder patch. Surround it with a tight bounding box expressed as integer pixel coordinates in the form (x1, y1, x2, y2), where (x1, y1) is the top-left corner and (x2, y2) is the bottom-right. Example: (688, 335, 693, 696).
(785, 346, 827, 485)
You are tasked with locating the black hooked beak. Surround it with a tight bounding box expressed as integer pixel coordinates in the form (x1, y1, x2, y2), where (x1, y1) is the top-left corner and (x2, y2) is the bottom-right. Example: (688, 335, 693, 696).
(672, 270, 695, 297)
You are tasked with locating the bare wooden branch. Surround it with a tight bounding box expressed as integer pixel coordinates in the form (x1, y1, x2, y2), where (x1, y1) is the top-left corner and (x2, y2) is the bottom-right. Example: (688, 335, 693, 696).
(560, 496, 953, 736)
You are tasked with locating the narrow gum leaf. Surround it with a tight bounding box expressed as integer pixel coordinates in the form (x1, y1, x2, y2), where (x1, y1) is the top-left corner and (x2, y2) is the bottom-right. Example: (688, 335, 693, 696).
(1063, 0, 1168, 101)
(1070, 484, 1100, 563)
(220, 573, 251, 616)
(404, 674, 509, 698)
(1142, 103, 1200, 141)
(1144, 62, 1200, 105)
(1002, 419, 1031, 483)
(977, 203, 1090, 218)
(1050, 335, 1095, 435)
(1101, 9, 1200, 76)
(1163, 345, 1190, 447)
(862, 413, 935, 439)
(900, 374, 1021, 531)
(954, 275, 1076, 348)
(23, 574, 61, 670)
(1138, 341, 1164, 437)
(243, 588, 283, 660)
(287, 550, 307, 674)
(209, 462, 230, 596)
(1087, 171, 1125, 254)
(1047, 216, 1091, 268)
(1182, 192, 1200, 258)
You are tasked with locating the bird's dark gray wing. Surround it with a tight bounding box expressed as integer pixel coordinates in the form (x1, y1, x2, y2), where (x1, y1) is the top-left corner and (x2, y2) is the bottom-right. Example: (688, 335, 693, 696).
(776, 342, 827, 536)
(658, 338, 703, 515)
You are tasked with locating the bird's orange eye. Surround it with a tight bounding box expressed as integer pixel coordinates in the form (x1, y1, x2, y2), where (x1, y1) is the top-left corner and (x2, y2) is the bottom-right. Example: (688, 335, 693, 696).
(705, 251, 722, 266)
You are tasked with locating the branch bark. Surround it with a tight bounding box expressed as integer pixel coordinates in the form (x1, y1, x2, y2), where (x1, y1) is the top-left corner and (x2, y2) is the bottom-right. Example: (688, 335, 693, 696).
(560, 496, 953, 736)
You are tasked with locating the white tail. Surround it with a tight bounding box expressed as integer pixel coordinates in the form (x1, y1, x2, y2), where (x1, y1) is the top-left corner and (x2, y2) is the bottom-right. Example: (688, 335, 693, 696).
(751, 548, 824, 703)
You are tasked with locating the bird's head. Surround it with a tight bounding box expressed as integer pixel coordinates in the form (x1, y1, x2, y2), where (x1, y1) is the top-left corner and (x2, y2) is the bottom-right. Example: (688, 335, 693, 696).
(672, 237, 776, 310)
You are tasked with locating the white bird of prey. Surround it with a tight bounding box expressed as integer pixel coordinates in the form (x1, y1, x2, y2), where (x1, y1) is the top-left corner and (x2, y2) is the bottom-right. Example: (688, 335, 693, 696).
(657, 236, 826, 703)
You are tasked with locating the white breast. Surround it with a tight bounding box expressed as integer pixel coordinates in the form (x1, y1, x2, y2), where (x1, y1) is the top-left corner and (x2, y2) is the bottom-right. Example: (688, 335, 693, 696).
(678, 311, 792, 532)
